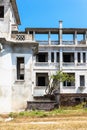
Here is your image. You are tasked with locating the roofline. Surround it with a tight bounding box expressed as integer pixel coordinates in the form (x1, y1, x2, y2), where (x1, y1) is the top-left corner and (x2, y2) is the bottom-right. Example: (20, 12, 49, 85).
(10, 0, 21, 25)
(25, 28, 87, 34)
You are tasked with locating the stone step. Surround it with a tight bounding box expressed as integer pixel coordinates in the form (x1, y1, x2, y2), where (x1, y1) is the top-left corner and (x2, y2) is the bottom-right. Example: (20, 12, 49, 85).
(26, 101, 57, 111)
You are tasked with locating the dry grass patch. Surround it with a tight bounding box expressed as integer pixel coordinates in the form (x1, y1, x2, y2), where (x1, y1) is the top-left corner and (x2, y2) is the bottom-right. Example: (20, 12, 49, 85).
(0, 116, 87, 130)
(0, 105, 87, 130)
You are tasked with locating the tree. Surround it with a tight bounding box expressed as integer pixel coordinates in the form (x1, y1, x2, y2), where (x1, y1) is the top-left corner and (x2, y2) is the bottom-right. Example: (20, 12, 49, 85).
(45, 70, 75, 107)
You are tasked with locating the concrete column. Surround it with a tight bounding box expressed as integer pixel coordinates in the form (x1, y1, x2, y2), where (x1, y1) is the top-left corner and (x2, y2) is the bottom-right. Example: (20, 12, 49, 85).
(74, 31, 77, 45)
(86, 52, 87, 64)
(48, 31, 51, 45)
(33, 31, 35, 41)
(60, 48, 63, 70)
(59, 21, 62, 45)
(83, 34, 85, 41)
(27, 30, 30, 34)
(86, 31, 87, 45)
(75, 51, 77, 66)
(81, 52, 83, 63)
(48, 51, 51, 64)
(54, 52, 56, 63)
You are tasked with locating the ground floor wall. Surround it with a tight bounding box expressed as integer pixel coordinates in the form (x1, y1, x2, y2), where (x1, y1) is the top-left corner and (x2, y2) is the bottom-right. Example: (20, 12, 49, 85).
(60, 93, 87, 106)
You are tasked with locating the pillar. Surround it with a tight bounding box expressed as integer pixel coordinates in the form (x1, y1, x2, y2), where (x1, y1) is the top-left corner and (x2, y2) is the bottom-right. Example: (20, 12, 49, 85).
(60, 48, 63, 70)
(54, 52, 56, 63)
(75, 51, 77, 66)
(73, 31, 77, 45)
(48, 51, 51, 64)
(81, 52, 83, 63)
(86, 52, 87, 64)
(48, 31, 51, 45)
(86, 31, 87, 45)
(59, 21, 62, 45)
(33, 31, 35, 41)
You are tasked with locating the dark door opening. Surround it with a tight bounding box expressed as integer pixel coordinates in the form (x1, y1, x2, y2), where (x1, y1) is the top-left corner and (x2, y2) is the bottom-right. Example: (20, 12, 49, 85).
(38, 77, 45, 86)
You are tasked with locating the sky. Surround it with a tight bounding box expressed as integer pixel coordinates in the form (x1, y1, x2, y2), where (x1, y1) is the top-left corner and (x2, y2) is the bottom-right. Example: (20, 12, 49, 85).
(16, 0, 87, 31)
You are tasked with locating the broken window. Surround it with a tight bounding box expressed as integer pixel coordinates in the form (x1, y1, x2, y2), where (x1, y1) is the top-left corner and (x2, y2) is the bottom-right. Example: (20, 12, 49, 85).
(36, 53, 48, 62)
(80, 75, 85, 86)
(63, 53, 74, 62)
(0, 6, 4, 18)
(51, 52, 54, 62)
(17, 57, 24, 80)
(63, 73, 75, 87)
(36, 73, 48, 86)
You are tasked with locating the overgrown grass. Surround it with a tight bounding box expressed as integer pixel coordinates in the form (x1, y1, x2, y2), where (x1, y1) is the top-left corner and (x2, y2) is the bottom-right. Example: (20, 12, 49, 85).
(8, 103, 87, 118)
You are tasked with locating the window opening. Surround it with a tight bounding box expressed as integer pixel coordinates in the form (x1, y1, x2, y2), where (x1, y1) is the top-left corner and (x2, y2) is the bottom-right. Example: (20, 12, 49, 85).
(63, 53, 74, 62)
(78, 53, 80, 63)
(83, 53, 86, 63)
(0, 6, 4, 18)
(80, 75, 85, 86)
(51, 52, 54, 62)
(36, 53, 48, 62)
(63, 73, 75, 87)
(56, 52, 59, 62)
(36, 73, 48, 86)
(17, 57, 24, 80)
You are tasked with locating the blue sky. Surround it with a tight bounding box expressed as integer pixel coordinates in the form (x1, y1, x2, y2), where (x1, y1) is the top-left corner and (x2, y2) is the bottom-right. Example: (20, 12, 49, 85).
(16, 0, 87, 31)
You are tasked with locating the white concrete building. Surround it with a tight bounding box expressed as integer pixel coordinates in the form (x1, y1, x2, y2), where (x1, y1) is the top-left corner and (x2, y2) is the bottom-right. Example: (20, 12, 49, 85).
(0, 0, 87, 113)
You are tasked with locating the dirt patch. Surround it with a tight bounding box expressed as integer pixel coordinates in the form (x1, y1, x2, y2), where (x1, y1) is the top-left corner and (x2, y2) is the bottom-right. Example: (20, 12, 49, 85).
(0, 116, 87, 130)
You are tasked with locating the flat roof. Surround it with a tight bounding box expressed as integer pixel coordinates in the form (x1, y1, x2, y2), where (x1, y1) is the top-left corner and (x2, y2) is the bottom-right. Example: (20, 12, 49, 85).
(10, 0, 21, 25)
(25, 28, 87, 34)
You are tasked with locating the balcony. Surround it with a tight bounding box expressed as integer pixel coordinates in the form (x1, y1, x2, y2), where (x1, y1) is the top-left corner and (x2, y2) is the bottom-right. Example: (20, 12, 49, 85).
(11, 33, 33, 41)
(37, 40, 59, 45)
(37, 40, 76, 45)
(34, 62, 59, 70)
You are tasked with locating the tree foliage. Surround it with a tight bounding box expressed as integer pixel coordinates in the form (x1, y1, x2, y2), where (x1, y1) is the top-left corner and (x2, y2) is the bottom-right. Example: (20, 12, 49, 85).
(46, 71, 75, 95)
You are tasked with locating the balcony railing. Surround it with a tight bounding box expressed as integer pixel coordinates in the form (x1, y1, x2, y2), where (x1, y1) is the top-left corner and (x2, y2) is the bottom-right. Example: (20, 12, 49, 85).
(11, 34, 33, 41)
(37, 40, 75, 45)
(62, 41, 74, 45)
(51, 41, 59, 45)
(37, 41, 49, 45)
(63, 62, 75, 66)
(77, 63, 86, 66)
(78, 40, 86, 45)
(35, 62, 49, 66)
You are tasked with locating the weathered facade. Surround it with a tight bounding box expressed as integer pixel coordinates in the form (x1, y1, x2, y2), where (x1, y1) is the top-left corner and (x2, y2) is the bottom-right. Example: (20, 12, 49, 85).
(0, 0, 87, 113)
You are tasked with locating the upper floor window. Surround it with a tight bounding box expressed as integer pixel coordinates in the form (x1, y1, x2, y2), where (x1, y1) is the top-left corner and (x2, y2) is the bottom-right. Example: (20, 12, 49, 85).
(51, 52, 54, 62)
(36, 53, 48, 62)
(0, 6, 4, 18)
(17, 57, 25, 80)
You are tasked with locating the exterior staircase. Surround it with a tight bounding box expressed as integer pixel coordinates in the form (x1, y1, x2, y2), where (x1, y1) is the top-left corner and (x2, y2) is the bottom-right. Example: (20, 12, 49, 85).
(26, 101, 57, 111)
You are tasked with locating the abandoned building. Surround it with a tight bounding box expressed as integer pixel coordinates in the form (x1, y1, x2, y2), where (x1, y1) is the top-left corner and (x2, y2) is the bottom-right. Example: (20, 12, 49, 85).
(0, 0, 87, 113)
